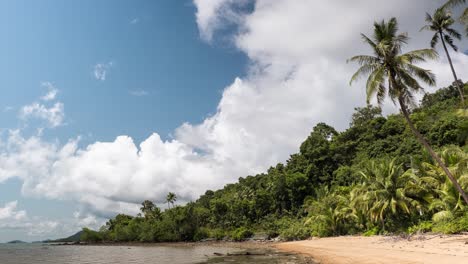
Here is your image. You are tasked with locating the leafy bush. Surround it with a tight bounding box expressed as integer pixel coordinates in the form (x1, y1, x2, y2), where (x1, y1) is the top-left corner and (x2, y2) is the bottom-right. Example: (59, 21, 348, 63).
(80, 227, 103, 243)
(193, 228, 210, 241)
(230, 227, 253, 241)
(363, 227, 379, 236)
(408, 221, 432, 234)
(209, 229, 226, 241)
(280, 222, 311, 241)
(432, 213, 468, 234)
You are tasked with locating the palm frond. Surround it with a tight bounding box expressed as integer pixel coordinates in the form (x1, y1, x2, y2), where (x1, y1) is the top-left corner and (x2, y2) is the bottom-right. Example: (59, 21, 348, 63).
(366, 67, 386, 104)
(442, 0, 466, 8)
(347, 55, 380, 66)
(444, 34, 458, 51)
(404, 64, 436, 87)
(430, 33, 440, 48)
(445, 27, 462, 40)
(401, 49, 439, 61)
(349, 64, 380, 85)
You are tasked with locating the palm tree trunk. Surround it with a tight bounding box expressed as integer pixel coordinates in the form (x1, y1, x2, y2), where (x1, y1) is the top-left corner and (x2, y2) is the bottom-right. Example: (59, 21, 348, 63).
(439, 31, 465, 105)
(398, 97, 468, 204)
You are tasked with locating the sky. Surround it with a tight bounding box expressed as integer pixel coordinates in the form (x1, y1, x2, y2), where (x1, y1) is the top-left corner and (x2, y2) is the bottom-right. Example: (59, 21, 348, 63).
(0, 0, 467, 242)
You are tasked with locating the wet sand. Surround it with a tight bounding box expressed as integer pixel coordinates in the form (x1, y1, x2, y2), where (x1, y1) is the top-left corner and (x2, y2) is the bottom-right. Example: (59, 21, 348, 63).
(275, 234, 468, 264)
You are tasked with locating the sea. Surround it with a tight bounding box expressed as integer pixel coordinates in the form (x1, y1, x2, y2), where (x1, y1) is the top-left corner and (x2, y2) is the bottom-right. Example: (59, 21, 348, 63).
(0, 243, 313, 264)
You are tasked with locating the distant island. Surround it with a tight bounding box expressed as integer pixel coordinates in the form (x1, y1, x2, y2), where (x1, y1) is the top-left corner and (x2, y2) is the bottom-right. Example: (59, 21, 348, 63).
(42, 231, 82, 243)
(7, 240, 27, 244)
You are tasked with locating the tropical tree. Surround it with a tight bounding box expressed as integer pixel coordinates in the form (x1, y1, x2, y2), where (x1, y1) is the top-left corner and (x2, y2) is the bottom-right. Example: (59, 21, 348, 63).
(417, 146, 468, 222)
(166, 192, 177, 209)
(421, 8, 464, 104)
(305, 187, 357, 236)
(348, 17, 468, 204)
(442, 0, 468, 36)
(352, 158, 417, 231)
(140, 200, 161, 220)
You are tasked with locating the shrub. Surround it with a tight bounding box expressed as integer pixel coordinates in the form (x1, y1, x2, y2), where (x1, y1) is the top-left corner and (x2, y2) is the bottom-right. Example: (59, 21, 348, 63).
(210, 229, 226, 241)
(432, 213, 468, 234)
(408, 221, 432, 235)
(80, 227, 103, 243)
(280, 222, 311, 241)
(230, 227, 253, 241)
(193, 227, 210, 241)
(363, 227, 379, 236)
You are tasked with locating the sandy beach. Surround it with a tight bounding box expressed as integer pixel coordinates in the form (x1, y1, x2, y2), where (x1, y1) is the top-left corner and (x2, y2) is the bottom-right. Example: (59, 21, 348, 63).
(275, 234, 468, 264)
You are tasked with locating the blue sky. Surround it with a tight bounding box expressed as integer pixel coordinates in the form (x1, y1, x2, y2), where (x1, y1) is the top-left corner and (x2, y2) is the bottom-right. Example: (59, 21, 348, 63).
(0, 0, 466, 242)
(0, 0, 246, 242)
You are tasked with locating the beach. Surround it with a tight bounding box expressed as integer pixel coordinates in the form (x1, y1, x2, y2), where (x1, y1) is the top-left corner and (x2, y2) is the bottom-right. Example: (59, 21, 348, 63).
(275, 234, 468, 264)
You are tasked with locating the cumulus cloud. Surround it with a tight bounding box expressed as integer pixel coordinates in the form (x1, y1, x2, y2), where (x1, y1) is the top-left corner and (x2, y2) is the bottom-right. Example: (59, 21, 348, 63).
(1, 0, 468, 221)
(93, 62, 113, 81)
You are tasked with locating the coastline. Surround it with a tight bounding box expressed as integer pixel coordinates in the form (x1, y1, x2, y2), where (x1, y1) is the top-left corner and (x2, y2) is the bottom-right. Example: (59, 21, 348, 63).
(274, 234, 468, 264)
(48, 240, 316, 263)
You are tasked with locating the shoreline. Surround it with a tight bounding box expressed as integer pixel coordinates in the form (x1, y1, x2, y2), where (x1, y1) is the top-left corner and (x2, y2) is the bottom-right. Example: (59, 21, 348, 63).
(274, 234, 468, 264)
(48, 234, 468, 264)
(48, 240, 316, 263)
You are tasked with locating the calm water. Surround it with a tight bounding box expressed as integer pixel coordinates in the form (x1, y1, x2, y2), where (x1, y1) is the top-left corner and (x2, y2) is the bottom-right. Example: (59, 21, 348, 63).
(0, 244, 313, 264)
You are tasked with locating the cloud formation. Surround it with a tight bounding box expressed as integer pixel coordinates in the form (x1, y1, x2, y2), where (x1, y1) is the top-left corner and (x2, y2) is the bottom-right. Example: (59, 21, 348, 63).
(1, 0, 467, 224)
(0, 201, 27, 221)
(93, 62, 113, 81)
(0, 200, 101, 240)
(20, 83, 65, 128)
(40, 82, 58, 101)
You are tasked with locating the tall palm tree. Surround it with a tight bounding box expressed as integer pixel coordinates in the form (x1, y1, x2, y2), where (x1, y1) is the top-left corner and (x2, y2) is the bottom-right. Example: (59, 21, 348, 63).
(348, 17, 468, 205)
(421, 8, 464, 104)
(166, 192, 177, 209)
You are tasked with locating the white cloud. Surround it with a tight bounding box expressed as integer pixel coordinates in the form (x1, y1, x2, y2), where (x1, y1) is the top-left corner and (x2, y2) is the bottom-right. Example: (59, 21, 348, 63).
(0, 200, 102, 240)
(0, 201, 27, 221)
(21, 102, 64, 128)
(193, 0, 250, 41)
(1, 0, 467, 222)
(93, 62, 113, 81)
(129, 89, 149, 96)
(40, 82, 58, 101)
(19, 82, 65, 128)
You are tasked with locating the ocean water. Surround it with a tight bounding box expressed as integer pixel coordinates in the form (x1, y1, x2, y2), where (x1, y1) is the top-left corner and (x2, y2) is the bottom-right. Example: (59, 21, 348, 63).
(0, 243, 312, 264)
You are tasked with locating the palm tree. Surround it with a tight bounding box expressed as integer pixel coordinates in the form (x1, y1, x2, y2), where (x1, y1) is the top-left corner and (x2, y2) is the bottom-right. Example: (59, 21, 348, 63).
(305, 187, 357, 236)
(421, 8, 464, 104)
(353, 158, 417, 231)
(442, 0, 468, 36)
(417, 147, 468, 221)
(348, 17, 468, 205)
(140, 200, 155, 215)
(166, 192, 177, 209)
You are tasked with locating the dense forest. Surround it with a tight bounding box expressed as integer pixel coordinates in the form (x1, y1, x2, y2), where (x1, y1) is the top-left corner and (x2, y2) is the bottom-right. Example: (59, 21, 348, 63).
(81, 1, 468, 243)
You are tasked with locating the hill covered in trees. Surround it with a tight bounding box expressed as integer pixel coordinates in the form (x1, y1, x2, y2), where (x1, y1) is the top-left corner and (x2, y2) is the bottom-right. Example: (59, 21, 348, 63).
(80, 83, 468, 243)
